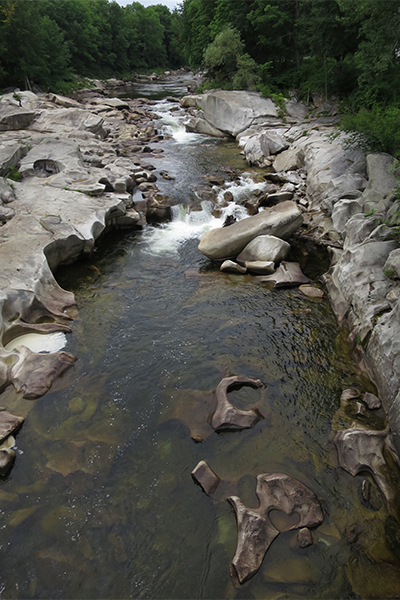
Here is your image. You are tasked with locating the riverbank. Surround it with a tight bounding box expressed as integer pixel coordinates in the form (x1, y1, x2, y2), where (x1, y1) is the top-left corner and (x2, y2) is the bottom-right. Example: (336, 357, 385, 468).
(181, 89, 400, 455)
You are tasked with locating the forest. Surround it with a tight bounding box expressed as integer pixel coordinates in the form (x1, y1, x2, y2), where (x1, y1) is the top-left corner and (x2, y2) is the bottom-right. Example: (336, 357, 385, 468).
(0, 0, 400, 155)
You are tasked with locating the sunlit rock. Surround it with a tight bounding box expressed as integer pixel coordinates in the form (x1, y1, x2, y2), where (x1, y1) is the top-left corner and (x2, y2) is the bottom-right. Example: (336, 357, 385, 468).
(236, 235, 290, 265)
(198, 201, 303, 260)
(220, 260, 247, 274)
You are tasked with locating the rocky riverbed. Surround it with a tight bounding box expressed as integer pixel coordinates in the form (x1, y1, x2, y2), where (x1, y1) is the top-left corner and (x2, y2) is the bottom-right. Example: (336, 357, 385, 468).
(1, 75, 400, 597)
(182, 89, 400, 456)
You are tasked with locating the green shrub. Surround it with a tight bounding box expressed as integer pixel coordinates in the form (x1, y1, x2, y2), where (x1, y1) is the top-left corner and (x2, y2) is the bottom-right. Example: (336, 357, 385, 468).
(339, 105, 400, 159)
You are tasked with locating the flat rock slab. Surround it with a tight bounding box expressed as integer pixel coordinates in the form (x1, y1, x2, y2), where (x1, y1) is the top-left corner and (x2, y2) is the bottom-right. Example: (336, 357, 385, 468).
(201, 91, 278, 137)
(299, 285, 324, 300)
(0, 411, 24, 443)
(258, 262, 310, 288)
(229, 473, 323, 583)
(198, 201, 303, 260)
(0, 105, 37, 131)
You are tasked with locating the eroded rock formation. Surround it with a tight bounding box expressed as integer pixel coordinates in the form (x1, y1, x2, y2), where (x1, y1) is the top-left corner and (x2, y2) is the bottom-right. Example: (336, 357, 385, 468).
(229, 473, 323, 583)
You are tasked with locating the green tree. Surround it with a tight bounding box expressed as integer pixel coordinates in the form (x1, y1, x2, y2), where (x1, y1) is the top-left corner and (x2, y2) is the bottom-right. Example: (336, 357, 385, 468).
(203, 26, 259, 90)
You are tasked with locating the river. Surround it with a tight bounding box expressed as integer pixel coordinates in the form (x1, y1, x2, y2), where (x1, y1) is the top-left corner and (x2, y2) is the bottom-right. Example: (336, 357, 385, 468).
(0, 81, 399, 599)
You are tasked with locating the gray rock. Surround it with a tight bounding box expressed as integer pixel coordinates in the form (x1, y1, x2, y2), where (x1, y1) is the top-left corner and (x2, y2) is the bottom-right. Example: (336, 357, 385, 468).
(333, 427, 399, 508)
(299, 285, 324, 300)
(220, 260, 247, 274)
(323, 240, 398, 342)
(32, 108, 106, 138)
(48, 94, 82, 108)
(0, 105, 37, 131)
(258, 261, 310, 288)
(331, 199, 363, 236)
(0, 177, 16, 203)
(244, 261, 275, 275)
(237, 235, 290, 265)
(297, 527, 313, 548)
(383, 248, 400, 279)
(0, 448, 15, 477)
(363, 392, 381, 410)
(0, 205, 15, 223)
(180, 95, 204, 108)
(198, 201, 303, 260)
(261, 191, 293, 205)
(0, 143, 27, 177)
(361, 153, 399, 214)
(0, 410, 24, 443)
(273, 147, 303, 172)
(201, 91, 278, 137)
(185, 116, 226, 137)
(285, 100, 308, 120)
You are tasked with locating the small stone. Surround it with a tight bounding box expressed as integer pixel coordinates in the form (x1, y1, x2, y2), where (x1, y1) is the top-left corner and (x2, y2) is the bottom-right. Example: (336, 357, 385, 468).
(245, 261, 275, 275)
(364, 392, 381, 410)
(355, 401, 367, 416)
(299, 285, 324, 300)
(192, 460, 220, 497)
(191, 435, 205, 443)
(220, 260, 247, 274)
(297, 527, 313, 548)
(361, 478, 383, 511)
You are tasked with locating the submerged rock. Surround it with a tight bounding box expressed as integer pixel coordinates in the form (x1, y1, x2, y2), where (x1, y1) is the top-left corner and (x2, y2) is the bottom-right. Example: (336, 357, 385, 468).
(229, 473, 323, 583)
(0, 410, 24, 443)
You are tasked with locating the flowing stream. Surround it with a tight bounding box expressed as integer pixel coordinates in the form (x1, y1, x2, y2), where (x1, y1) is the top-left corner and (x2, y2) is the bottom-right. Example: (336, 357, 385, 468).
(0, 85, 400, 599)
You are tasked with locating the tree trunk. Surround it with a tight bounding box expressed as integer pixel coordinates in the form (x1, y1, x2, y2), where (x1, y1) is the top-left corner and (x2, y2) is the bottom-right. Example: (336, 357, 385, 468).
(324, 52, 328, 101)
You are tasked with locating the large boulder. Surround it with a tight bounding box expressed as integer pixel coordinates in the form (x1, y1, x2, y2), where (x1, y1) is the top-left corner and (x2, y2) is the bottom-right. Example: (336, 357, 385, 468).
(198, 201, 303, 260)
(201, 91, 278, 137)
(237, 235, 290, 264)
(360, 153, 399, 215)
(0, 105, 37, 131)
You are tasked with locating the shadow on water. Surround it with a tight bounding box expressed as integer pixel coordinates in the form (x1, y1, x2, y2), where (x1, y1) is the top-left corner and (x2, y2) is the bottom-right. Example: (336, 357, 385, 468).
(0, 83, 399, 600)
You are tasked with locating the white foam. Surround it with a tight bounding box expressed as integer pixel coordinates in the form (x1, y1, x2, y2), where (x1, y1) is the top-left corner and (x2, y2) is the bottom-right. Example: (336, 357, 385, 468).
(154, 102, 206, 145)
(5, 332, 68, 354)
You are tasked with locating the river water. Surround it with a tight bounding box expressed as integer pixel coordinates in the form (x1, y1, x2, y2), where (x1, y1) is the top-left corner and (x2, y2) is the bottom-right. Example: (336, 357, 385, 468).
(0, 84, 400, 599)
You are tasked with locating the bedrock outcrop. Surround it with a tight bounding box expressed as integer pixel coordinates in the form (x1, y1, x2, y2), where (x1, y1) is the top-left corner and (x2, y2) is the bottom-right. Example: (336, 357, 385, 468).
(0, 86, 168, 405)
(190, 90, 400, 453)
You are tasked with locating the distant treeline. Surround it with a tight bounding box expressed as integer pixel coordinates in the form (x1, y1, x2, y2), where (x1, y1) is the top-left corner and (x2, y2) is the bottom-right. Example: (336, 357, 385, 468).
(0, 0, 183, 92)
(180, 0, 400, 110)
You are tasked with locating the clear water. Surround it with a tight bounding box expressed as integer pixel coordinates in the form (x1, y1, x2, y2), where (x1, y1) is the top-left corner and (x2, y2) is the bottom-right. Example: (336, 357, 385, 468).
(0, 90, 400, 600)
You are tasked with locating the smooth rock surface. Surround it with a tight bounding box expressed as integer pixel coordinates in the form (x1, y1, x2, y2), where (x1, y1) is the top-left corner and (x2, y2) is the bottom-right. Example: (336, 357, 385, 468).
(229, 473, 323, 583)
(211, 376, 264, 431)
(259, 261, 310, 288)
(237, 235, 290, 265)
(201, 91, 278, 137)
(191, 460, 220, 497)
(198, 201, 303, 260)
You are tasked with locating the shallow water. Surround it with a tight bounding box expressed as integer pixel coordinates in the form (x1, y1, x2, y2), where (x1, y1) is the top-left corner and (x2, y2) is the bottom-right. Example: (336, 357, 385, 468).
(0, 90, 400, 600)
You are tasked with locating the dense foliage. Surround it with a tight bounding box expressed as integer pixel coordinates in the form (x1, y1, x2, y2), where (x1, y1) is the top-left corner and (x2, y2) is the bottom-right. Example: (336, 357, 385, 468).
(1, 0, 400, 156)
(0, 0, 183, 91)
(180, 0, 400, 156)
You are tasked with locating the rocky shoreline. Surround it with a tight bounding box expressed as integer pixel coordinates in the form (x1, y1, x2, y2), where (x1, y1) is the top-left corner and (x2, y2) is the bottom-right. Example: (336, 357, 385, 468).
(181, 89, 400, 455)
(0, 77, 399, 469)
